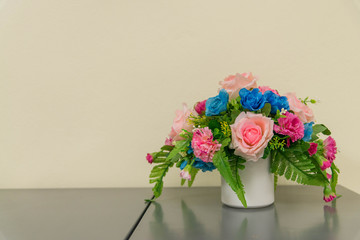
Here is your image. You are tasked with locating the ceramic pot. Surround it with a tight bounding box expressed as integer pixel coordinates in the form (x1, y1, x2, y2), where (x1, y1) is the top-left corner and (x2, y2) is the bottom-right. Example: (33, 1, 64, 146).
(221, 156, 274, 208)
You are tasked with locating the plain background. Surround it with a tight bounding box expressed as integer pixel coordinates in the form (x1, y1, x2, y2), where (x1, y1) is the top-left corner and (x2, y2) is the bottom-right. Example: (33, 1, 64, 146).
(0, 0, 360, 194)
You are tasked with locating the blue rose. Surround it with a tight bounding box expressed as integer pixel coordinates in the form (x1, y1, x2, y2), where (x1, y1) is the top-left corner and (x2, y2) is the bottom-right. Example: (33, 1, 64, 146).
(239, 88, 266, 111)
(263, 91, 290, 114)
(193, 158, 216, 172)
(205, 89, 229, 116)
(302, 121, 314, 142)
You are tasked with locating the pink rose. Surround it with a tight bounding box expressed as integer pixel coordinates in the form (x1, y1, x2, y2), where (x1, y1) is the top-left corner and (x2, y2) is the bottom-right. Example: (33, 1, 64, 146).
(258, 86, 280, 96)
(219, 72, 258, 99)
(194, 100, 206, 115)
(230, 112, 274, 161)
(285, 92, 315, 123)
(169, 103, 195, 141)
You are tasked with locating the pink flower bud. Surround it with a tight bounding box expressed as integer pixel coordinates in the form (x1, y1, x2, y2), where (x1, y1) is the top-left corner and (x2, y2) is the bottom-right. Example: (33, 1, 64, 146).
(180, 170, 191, 180)
(308, 142, 318, 156)
(146, 153, 153, 164)
(194, 100, 207, 115)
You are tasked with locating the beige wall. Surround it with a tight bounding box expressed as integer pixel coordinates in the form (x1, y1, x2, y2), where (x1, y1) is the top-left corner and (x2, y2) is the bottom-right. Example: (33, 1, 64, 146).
(0, 0, 360, 193)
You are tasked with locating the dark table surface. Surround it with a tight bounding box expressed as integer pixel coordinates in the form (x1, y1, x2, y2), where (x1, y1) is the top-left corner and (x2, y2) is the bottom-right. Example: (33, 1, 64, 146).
(0, 186, 359, 240)
(132, 185, 360, 240)
(0, 188, 152, 240)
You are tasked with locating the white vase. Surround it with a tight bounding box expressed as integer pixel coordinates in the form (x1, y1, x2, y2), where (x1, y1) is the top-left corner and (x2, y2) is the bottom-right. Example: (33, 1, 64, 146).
(221, 156, 274, 208)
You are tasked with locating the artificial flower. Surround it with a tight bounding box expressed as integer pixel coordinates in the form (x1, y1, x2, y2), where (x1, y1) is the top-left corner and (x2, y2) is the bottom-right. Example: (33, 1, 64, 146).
(239, 88, 266, 111)
(274, 112, 304, 142)
(308, 142, 318, 156)
(169, 103, 195, 141)
(180, 169, 191, 180)
(180, 160, 188, 170)
(263, 91, 290, 114)
(205, 89, 229, 116)
(323, 136, 337, 162)
(193, 159, 216, 172)
(146, 153, 153, 164)
(320, 160, 332, 171)
(219, 72, 257, 99)
(194, 100, 207, 115)
(303, 122, 314, 142)
(285, 92, 315, 123)
(187, 145, 216, 172)
(165, 137, 174, 146)
(191, 127, 222, 162)
(230, 112, 274, 161)
(323, 186, 336, 202)
(258, 86, 280, 96)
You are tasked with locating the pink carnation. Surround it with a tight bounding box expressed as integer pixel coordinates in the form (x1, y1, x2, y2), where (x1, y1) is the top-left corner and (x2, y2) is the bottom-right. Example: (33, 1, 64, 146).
(308, 142, 318, 156)
(191, 127, 221, 163)
(274, 112, 304, 142)
(258, 86, 280, 96)
(326, 173, 332, 180)
(194, 100, 206, 115)
(323, 136, 337, 162)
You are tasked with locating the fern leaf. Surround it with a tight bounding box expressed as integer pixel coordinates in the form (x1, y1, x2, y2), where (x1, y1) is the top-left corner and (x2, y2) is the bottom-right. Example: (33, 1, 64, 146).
(213, 151, 247, 207)
(270, 150, 327, 187)
(150, 161, 175, 198)
(188, 167, 199, 187)
(274, 174, 278, 191)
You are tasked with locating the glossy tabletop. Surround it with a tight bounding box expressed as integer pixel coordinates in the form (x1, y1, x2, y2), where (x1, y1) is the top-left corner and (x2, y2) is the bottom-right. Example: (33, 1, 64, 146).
(0, 188, 151, 240)
(132, 186, 360, 240)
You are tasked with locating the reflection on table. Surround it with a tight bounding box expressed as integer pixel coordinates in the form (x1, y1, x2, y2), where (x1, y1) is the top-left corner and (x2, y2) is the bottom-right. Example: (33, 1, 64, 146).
(132, 186, 360, 240)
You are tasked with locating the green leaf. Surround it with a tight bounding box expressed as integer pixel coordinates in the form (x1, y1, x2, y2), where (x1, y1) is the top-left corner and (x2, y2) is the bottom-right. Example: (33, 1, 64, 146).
(270, 148, 327, 187)
(221, 137, 231, 148)
(330, 162, 339, 194)
(230, 109, 241, 123)
(261, 103, 271, 117)
(149, 162, 175, 198)
(161, 145, 174, 151)
(208, 119, 221, 131)
(166, 140, 188, 162)
(311, 124, 331, 140)
(274, 174, 278, 191)
(188, 167, 199, 187)
(213, 151, 247, 207)
(181, 178, 186, 186)
(262, 146, 270, 159)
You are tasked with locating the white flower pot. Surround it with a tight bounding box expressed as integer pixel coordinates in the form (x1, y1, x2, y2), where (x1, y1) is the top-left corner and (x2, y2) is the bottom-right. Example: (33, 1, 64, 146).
(221, 156, 274, 208)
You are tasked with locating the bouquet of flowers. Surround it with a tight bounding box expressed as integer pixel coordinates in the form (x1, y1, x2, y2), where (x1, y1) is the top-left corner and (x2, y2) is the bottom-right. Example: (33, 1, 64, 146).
(146, 72, 339, 207)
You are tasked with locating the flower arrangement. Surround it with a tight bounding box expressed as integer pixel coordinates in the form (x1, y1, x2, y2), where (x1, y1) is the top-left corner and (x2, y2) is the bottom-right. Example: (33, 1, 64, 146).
(147, 72, 339, 207)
